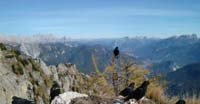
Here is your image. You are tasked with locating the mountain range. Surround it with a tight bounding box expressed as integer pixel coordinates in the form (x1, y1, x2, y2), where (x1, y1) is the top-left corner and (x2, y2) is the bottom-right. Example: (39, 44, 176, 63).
(1, 34, 200, 98)
(14, 42, 135, 73)
(1, 34, 200, 75)
(166, 63, 200, 96)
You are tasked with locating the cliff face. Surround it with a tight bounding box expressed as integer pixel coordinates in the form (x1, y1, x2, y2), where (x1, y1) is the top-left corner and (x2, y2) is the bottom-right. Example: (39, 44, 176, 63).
(0, 44, 83, 104)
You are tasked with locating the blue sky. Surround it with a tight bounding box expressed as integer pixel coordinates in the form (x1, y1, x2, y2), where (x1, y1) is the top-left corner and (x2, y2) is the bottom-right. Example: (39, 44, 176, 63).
(0, 0, 200, 38)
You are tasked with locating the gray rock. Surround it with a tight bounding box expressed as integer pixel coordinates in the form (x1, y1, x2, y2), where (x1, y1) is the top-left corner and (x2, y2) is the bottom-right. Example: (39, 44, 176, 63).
(0, 45, 85, 104)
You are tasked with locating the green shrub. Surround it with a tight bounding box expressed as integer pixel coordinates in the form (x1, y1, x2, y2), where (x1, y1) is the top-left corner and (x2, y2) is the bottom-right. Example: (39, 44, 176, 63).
(11, 49, 21, 56)
(21, 59, 29, 66)
(32, 62, 41, 71)
(29, 59, 41, 71)
(17, 56, 29, 66)
(0, 43, 6, 50)
(12, 63, 24, 75)
(5, 54, 15, 58)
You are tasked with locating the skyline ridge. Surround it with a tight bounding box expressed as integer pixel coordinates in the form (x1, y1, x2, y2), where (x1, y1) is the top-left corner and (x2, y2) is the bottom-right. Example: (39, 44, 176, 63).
(0, 33, 199, 42)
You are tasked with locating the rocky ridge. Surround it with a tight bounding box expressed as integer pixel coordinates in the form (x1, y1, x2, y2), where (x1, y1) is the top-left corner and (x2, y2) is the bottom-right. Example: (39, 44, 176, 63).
(0, 43, 84, 104)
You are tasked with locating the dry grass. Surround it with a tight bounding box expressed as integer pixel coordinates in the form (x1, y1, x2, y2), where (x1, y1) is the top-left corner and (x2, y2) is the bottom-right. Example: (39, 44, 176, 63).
(147, 86, 168, 104)
(146, 86, 200, 104)
(184, 95, 200, 104)
(43, 75, 53, 87)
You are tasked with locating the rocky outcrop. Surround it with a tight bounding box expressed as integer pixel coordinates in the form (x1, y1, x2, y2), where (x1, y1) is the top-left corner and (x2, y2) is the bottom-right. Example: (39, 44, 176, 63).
(0, 54, 34, 103)
(51, 91, 88, 104)
(0, 44, 84, 104)
(20, 43, 41, 59)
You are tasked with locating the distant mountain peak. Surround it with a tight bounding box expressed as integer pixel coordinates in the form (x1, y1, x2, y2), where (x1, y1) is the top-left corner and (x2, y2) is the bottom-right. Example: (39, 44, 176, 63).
(169, 34, 198, 40)
(0, 34, 72, 44)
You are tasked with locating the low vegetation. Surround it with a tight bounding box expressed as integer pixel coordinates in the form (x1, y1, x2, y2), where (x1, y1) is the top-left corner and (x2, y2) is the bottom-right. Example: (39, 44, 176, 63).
(0, 43, 7, 50)
(12, 62, 24, 75)
(33, 84, 49, 104)
(43, 74, 53, 87)
(29, 59, 41, 71)
(74, 54, 200, 104)
(16, 56, 29, 66)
